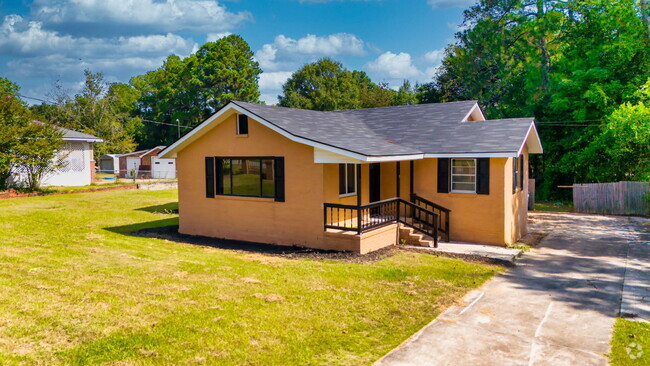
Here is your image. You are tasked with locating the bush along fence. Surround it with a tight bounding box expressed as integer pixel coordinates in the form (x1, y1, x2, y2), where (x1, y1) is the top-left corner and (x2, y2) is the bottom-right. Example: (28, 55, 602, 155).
(573, 181, 650, 216)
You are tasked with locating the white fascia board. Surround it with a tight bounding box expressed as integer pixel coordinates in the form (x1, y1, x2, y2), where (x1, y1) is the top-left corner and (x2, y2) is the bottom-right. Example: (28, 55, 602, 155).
(517, 122, 544, 156)
(461, 102, 486, 122)
(63, 137, 103, 143)
(365, 154, 424, 162)
(424, 152, 519, 158)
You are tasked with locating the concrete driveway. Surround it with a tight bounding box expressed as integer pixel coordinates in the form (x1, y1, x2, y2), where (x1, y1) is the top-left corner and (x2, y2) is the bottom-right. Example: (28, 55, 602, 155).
(376, 212, 649, 366)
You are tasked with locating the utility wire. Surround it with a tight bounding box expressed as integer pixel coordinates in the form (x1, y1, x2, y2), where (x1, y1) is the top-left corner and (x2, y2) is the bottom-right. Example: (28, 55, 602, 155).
(18, 94, 193, 130)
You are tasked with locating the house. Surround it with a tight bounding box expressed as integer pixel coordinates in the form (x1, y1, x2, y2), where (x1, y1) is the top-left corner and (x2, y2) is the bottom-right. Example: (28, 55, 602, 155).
(12, 126, 103, 187)
(99, 146, 176, 179)
(159, 100, 543, 254)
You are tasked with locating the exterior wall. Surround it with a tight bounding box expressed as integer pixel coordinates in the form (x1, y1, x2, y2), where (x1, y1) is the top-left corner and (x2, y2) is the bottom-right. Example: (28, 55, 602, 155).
(151, 156, 177, 179)
(504, 148, 529, 243)
(413, 158, 508, 245)
(177, 112, 332, 250)
(41, 141, 93, 187)
(411, 155, 529, 246)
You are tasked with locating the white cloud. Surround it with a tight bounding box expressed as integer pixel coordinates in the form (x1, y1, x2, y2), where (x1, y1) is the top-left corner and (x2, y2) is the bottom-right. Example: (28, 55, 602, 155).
(365, 51, 421, 79)
(206, 32, 232, 42)
(0, 14, 196, 97)
(423, 49, 445, 65)
(427, 0, 476, 9)
(254, 33, 365, 71)
(30, 0, 252, 35)
(259, 93, 281, 106)
(0, 15, 196, 59)
(258, 71, 292, 90)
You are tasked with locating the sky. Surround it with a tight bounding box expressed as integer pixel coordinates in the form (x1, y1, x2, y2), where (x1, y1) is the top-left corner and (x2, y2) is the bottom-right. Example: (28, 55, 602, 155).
(0, 0, 475, 106)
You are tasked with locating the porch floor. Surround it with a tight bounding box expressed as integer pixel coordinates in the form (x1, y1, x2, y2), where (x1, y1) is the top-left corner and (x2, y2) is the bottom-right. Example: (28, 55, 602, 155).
(404, 242, 522, 264)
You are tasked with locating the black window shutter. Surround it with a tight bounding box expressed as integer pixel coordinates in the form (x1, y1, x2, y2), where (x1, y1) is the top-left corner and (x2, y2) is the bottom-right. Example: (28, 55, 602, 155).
(274, 157, 285, 202)
(476, 158, 490, 195)
(437, 158, 450, 193)
(520, 155, 525, 190)
(205, 157, 215, 198)
(215, 158, 223, 194)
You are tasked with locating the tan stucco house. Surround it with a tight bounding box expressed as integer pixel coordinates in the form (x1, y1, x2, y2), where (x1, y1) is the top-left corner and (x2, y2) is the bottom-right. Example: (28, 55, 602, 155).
(160, 100, 542, 254)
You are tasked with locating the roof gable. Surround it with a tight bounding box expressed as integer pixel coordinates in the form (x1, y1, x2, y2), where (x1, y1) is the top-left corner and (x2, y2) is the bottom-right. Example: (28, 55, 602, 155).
(160, 101, 542, 161)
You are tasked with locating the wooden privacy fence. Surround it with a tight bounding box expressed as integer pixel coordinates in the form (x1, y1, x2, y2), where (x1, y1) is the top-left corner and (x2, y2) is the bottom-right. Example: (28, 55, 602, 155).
(573, 181, 650, 216)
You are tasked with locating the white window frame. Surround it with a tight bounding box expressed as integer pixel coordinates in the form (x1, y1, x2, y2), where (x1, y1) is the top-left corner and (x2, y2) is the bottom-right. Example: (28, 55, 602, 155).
(451, 158, 477, 194)
(236, 114, 248, 135)
(339, 163, 357, 197)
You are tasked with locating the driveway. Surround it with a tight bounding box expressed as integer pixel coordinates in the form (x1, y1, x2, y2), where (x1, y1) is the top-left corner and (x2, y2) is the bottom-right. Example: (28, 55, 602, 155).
(376, 212, 649, 366)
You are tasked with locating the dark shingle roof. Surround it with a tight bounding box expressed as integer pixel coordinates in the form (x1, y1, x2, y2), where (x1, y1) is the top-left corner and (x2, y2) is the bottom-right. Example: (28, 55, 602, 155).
(57, 126, 103, 142)
(231, 101, 534, 156)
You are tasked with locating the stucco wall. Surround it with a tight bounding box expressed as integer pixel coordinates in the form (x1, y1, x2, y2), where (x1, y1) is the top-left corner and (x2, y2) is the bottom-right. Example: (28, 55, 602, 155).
(504, 149, 529, 243)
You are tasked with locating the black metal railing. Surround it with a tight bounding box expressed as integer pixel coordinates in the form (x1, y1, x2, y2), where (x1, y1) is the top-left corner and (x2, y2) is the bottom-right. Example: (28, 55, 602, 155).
(411, 193, 451, 242)
(324, 197, 441, 247)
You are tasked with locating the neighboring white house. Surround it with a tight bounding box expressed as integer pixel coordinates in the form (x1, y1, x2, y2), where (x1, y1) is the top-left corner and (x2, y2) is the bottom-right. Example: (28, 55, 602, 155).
(9, 126, 103, 187)
(43, 127, 103, 186)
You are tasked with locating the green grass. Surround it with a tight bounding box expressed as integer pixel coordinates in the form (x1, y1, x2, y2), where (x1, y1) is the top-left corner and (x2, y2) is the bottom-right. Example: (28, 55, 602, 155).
(610, 318, 650, 365)
(0, 189, 501, 365)
(532, 201, 573, 212)
(42, 182, 136, 193)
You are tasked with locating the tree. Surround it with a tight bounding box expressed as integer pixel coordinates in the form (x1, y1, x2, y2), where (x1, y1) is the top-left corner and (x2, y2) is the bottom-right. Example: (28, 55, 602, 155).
(393, 80, 417, 106)
(131, 35, 262, 147)
(12, 122, 65, 191)
(573, 80, 650, 182)
(0, 78, 30, 189)
(278, 58, 363, 111)
(420, 0, 649, 199)
(54, 70, 136, 160)
(0, 77, 65, 191)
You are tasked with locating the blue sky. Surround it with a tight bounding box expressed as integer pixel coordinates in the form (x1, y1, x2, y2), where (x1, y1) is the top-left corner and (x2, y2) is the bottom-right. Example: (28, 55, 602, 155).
(0, 0, 474, 105)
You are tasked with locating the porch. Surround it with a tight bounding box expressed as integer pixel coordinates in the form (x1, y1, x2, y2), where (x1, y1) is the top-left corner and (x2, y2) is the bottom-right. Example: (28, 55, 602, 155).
(322, 161, 451, 250)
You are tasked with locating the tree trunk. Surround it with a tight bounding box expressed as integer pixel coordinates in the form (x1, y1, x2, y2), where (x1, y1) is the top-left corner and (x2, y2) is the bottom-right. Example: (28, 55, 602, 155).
(536, 0, 550, 96)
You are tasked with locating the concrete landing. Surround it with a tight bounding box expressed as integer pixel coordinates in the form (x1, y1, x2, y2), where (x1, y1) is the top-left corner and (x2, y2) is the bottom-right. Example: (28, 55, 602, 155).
(405, 242, 522, 264)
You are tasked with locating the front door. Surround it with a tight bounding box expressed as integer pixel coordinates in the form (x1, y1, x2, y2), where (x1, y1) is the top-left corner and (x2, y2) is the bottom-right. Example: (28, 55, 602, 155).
(369, 163, 381, 202)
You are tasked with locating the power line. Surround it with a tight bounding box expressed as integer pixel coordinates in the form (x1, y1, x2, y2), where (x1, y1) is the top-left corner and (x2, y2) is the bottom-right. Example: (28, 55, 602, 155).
(18, 94, 193, 130)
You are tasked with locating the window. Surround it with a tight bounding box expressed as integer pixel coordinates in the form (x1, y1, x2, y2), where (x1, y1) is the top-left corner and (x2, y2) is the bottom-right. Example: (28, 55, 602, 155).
(451, 159, 476, 193)
(217, 157, 275, 198)
(512, 155, 524, 193)
(237, 114, 249, 135)
(339, 163, 357, 196)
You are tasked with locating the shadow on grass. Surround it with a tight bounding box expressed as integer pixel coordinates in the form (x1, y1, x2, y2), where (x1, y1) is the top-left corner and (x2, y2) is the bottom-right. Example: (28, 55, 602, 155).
(104, 219, 397, 263)
(135, 202, 178, 214)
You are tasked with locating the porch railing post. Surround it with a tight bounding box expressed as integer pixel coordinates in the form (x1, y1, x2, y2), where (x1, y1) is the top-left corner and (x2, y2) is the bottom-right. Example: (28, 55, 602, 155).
(357, 207, 362, 235)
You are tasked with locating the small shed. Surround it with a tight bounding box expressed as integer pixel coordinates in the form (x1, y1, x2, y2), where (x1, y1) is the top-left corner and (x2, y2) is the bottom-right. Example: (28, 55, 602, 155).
(98, 154, 120, 174)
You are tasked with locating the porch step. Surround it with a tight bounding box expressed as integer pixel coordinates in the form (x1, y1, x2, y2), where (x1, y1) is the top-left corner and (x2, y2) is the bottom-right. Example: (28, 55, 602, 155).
(399, 227, 438, 247)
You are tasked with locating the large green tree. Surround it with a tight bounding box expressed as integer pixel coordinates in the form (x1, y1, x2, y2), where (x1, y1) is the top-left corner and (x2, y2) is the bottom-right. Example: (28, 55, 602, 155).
(53, 71, 137, 160)
(279, 59, 415, 111)
(131, 35, 262, 147)
(418, 0, 649, 199)
(279, 58, 363, 111)
(0, 77, 64, 191)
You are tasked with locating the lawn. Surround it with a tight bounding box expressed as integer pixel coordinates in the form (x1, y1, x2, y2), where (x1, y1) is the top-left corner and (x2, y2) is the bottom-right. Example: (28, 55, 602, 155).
(0, 189, 501, 365)
(532, 201, 573, 212)
(610, 318, 650, 365)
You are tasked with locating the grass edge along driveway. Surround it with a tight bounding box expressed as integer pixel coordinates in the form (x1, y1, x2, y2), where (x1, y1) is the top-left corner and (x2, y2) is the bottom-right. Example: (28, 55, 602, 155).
(0, 189, 502, 365)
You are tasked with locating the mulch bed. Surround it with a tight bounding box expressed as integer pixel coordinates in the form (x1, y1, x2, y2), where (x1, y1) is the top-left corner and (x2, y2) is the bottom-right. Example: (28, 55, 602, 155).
(134, 225, 401, 264)
(0, 185, 137, 199)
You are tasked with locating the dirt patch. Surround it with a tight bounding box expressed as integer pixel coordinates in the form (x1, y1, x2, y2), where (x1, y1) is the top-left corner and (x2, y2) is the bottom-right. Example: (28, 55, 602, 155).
(133, 225, 400, 264)
(516, 231, 548, 248)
